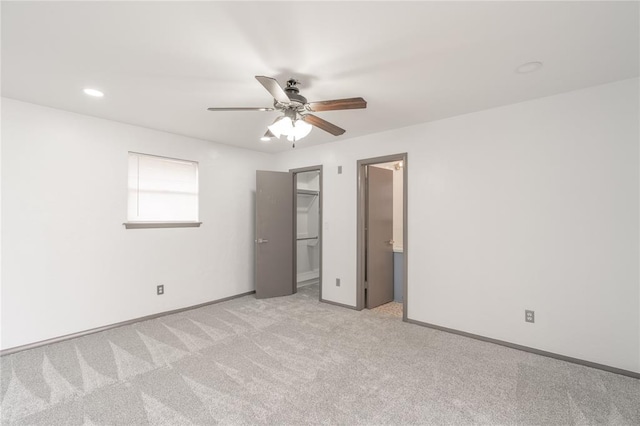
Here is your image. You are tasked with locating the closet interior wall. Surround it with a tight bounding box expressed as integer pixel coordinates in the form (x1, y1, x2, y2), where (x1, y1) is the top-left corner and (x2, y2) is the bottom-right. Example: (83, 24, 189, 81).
(296, 171, 320, 285)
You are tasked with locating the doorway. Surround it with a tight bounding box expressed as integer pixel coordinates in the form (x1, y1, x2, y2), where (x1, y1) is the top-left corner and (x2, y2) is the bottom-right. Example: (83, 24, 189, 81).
(357, 154, 407, 320)
(291, 166, 323, 301)
(254, 166, 322, 300)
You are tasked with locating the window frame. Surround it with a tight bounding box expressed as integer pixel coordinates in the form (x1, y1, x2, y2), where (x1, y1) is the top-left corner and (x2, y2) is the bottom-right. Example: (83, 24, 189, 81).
(123, 151, 202, 229)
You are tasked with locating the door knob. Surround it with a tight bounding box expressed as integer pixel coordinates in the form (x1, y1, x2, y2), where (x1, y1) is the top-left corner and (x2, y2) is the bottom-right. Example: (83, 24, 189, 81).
(386, 240, 395, 245)
(257, 238, 269, 244)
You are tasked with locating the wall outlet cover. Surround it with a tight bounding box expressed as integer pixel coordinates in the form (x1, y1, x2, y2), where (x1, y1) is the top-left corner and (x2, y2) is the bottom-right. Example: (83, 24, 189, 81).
(157, 285, 164, 295)
(525, 310, 535, 323)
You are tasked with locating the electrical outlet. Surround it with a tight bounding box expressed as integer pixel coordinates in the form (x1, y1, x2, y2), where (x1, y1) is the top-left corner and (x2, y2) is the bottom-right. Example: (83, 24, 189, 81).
(336, 278, 341, 287)
(157, 285, 164, 295)
(525, 310, 535, 323)
(337, 166, 342, 174)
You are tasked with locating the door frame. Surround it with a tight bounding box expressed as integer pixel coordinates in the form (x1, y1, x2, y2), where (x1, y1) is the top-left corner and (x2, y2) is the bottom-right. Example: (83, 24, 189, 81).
(290, 165, 323, 301)
(356, 153, 408, 321)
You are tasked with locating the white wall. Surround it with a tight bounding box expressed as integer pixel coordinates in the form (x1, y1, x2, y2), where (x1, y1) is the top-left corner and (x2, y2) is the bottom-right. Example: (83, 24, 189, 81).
(1, 98, 271, 350)
(275, 78, 640, 373)
(2, 78, 638, 373)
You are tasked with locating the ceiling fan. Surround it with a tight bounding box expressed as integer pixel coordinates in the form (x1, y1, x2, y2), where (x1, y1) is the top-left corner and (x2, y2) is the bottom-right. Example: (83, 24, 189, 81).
(207, 76, 367, 146)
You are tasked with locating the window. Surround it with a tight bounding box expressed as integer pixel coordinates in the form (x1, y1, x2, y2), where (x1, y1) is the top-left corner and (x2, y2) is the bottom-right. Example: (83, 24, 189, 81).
(125, 152, 200, 228)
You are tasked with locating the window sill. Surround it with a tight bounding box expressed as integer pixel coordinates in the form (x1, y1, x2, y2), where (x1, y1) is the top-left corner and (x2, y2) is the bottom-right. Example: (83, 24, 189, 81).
(123, 221, 202, 229)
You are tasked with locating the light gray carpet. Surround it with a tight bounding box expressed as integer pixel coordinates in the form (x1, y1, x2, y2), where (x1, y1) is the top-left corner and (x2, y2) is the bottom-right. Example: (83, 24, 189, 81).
(1, 284, 639, 425)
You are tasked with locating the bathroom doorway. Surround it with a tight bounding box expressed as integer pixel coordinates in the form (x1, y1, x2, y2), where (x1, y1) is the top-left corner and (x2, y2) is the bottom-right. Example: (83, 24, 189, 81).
(291, 166, 322, 300)
(357, 154, 407, 320)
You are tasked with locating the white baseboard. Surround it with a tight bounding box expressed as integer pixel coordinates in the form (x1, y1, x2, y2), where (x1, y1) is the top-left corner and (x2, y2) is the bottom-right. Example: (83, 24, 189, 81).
(297, 269, 319, 283)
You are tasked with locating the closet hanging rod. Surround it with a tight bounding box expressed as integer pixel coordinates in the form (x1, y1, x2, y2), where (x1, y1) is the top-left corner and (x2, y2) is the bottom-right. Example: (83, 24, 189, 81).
(297, 236, 319, 241)
(297, 189, 319, 196)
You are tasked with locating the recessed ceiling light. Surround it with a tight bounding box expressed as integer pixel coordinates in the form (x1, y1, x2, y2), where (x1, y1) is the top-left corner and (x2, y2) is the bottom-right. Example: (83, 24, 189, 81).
(260, 137, 271, 142)
(83, 88, 104, 97)
(516, 62, 543, 74)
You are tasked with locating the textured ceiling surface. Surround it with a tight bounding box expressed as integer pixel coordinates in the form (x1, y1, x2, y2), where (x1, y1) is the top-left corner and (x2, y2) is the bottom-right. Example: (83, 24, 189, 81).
(2, 1, 638, 152)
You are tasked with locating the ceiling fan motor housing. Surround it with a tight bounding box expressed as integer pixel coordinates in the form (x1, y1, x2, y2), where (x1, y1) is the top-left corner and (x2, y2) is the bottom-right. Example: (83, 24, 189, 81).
(283, 78, 307, 108)
(284, 92, 308, 108)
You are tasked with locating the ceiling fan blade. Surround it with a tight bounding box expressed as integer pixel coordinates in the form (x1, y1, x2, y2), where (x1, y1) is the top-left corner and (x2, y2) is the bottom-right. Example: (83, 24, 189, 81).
(306, 97, 367, 112)
(255, 76, 290, 104)
(207, 107, 274, 111)
(302, 114, 346, 136)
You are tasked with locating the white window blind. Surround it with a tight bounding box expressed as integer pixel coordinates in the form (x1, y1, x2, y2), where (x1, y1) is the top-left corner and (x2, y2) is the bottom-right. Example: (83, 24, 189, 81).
(128, 152, 199, 222)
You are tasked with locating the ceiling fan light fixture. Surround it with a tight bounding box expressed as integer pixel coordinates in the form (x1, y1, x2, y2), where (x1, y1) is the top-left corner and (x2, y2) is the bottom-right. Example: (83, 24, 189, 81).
(267, 117, 282, 138)
(268, 116, 293, 138)
(290, 119, 312, 140)
(261, 129, 275, 142)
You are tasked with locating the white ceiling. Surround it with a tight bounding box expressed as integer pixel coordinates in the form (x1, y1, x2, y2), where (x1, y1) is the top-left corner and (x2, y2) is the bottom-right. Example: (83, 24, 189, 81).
(2, 2, 638, 153)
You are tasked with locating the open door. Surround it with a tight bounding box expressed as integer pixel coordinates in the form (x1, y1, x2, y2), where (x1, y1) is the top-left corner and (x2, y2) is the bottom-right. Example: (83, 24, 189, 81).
(255, 171, 294, 299)
(366, 166, 394, 308)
